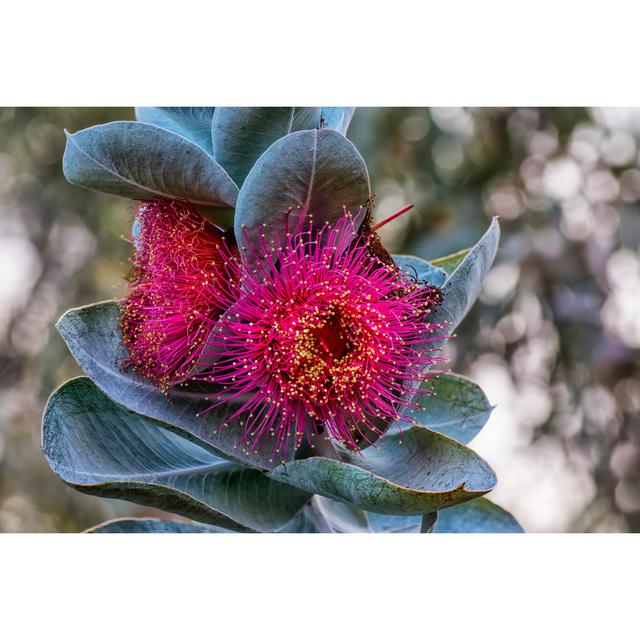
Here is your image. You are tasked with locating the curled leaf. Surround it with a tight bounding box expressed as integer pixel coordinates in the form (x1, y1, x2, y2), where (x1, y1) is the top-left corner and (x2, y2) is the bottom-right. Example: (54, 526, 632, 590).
(63, 121, 238, 207)
(87, 518, 227, 533)
(135, 107, 216, 153)
(211, 107, 320, 186)
(42, 378, 311, 531)
(234, 127, 371, 272)
(56, 301, 294, 470)
(320, 107, 356, 135)
(268, 426, 496, 516)
(434, 498, 524, 533)
(396, 373, 493, 445)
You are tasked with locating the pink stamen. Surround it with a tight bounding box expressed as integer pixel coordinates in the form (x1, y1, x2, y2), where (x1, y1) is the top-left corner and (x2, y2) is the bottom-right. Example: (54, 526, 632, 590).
(194, 213, 445, 460)
(120, 199, 237, 392)
(370, 204, 415, 232)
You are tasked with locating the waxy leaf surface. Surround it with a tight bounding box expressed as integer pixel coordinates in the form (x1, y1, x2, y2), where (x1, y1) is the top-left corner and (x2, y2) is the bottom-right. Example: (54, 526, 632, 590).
(135, 107, 216, 153)
(284, 496, 522, 533)
(268, 426, 496, 516)
(43, 378, 310, 531)
(320, 107, 356, 135)
(211, 107, 320, 186)
(430, 218, 500, 338)
(88, 518, 227, 533)
(430, 248, 471, 275)
(63, 121, 238, 207)
(56, 301, 295, 470)
(393, 254, 447, 287)
(395, 373, 493, 445)
(234, 128, 371, 271)
(282, 496, 435, 533)
(433, 497, 524, 533)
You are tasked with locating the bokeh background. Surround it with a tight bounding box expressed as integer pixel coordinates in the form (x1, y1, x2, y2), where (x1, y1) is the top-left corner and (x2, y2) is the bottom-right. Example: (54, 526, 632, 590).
(0, 107, 638, 532)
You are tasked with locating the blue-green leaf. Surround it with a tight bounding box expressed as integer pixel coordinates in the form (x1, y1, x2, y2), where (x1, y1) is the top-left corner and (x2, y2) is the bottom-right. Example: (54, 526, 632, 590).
(284, 496, 523, 534)
(135, 107, 215, 153)
(430, 218, 500, 336)
(279, 496, 370, 533)
(393, 254, 447, 287)
(211, 107, 321, 186)
(365, 512, 421, 533)
(63, 121, 238, 207)
(282, 498, 439, 533)
(421, 511, 439, 533)
(55, 301, 294, 471)
(283, 497, 432, 533)
(396, 373, 493, 444)
(321, 107, 356, 135)
(43, 378, 310, 531)
(434, 498, 524, 533)
(268, 426, 496, 516)
(234, 127, 371, 272)
(308, 496, 438, 533)
(430, 248, 471, 275)
(88, 500, 525, 534)
(88, 518, 227, 533)
(311, 495, 371, 532)
(277, 507, 326, 533)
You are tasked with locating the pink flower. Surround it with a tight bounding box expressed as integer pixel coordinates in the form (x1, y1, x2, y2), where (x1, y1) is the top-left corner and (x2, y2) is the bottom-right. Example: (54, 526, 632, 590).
(120, 199, 235, 392)
(197, 213, 444, 460)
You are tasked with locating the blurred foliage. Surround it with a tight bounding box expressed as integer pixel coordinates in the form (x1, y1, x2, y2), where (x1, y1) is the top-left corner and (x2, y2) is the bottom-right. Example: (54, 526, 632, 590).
(0, 107, 151, 531)
(0, 107, 638, 531)
(351, 108, 640, 532)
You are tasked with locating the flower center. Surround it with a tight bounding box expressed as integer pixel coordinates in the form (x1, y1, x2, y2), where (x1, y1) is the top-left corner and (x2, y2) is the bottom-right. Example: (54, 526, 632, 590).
(267, 295, 388, 417)
(197, 212, 445, 457)
(281, 305, 354, 406)
(311, 314, 351, 362)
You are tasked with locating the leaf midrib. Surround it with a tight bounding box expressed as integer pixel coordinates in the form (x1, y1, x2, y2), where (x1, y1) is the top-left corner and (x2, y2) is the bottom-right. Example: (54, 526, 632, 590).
(64, 459, 238, 483)
(66, 128, 229, 206)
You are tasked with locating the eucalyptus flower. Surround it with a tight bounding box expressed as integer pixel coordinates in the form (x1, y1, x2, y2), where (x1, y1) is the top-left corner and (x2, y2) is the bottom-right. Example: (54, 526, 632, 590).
(42, 108, 522, 534)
